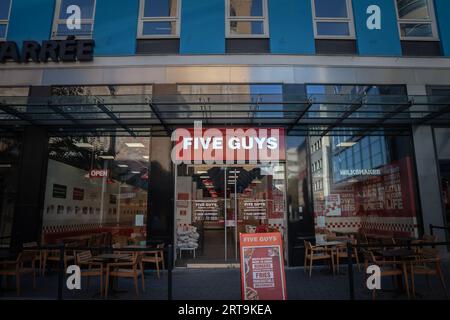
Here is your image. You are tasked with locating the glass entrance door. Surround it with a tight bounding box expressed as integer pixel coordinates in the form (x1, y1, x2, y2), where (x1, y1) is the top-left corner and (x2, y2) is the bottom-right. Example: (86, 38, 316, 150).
(175, 164, 287, 266)
(224, 167, 238, 262)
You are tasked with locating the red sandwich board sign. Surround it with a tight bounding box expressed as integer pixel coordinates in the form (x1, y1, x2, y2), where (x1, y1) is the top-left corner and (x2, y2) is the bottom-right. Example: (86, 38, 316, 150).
(240, 232, 287, 300)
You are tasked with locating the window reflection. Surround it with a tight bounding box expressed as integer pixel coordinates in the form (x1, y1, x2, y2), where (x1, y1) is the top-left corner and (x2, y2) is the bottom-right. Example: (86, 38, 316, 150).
(42, 136, 150, 247)
(0, 134, 21, 247)
(227, 0, 268, 37)
(305, 85, 419, 243)
(176, 84, 284, 119)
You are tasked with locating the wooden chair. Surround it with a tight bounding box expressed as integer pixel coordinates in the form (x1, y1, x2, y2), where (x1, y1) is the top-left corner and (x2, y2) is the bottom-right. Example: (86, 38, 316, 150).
(42, 248, 75, 275)
(408, 246, 447, 299)
(324, 230, 337, 241)
(355, 232, 368, 245)
(112, 235, 129, 249)
(304, 240, 334, 277)
(380, 237, 397, 250)
(142, 244, 165, 278)
(112, 249, 135, 261)
(363, 250, 410, 300)
(76, 251, 103, 295)
(334, 238, 361, 273)
(0, 251, 37, 296)
(23, 242, 43, 275)
(105, 254, 145, 298)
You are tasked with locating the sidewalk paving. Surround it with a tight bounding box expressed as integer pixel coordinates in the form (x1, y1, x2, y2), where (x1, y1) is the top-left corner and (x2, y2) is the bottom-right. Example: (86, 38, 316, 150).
(1, 260, 449, 300)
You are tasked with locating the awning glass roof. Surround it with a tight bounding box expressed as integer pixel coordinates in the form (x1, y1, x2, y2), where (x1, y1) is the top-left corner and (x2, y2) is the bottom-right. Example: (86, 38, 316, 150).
(0, 94, 449, 137)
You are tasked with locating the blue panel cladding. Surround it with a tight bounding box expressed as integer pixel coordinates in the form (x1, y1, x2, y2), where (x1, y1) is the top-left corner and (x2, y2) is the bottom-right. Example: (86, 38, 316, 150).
(93, 0, 139, 56)
(268, 0, 315, 54)
(434, 0, 450, 56)
(352, 0, 402, 56)
(180, 0, 225, 54)
(7, 0, 55, 44)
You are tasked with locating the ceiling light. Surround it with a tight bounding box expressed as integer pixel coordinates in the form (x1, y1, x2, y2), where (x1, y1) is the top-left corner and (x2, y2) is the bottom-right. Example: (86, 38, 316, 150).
(131, 171, 140, 174)
(336, 142, 357, 148)
(200, 175, 210, 179)
(74, 143, 94, 149)
(125, 143, 145, 148)
(142, 156, 149, 160)
(118, 164, 128, 168)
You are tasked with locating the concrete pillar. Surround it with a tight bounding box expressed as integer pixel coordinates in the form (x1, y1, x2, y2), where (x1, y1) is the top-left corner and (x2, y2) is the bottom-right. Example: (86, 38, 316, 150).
(408, 85, 448, 247)
(412, 126, 446, 241)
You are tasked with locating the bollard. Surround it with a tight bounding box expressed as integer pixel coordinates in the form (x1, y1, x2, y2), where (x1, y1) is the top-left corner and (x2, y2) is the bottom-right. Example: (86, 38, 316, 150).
(168, 244, 173, 301)
(347, 242, 355, 300)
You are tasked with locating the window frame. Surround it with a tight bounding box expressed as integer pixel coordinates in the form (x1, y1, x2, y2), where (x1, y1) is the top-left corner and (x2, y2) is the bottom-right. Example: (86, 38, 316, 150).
(51, 0, 97, 40)
(394, 0, 439, 41)
(0, 0, 12, 41)
(225, 0, 270, 38)
(311, 0, 355, 40)
(137, 0, 181, 39)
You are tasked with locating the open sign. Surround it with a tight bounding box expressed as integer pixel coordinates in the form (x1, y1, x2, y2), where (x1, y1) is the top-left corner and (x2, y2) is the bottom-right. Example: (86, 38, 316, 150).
(89, 169, 108, 178)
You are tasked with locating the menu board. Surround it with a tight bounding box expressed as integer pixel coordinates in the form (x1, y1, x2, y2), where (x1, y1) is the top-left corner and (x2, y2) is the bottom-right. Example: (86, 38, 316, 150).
(240, 232, 287, 300)
(193, 200, 220, 221)
(241, 199, 267, 220)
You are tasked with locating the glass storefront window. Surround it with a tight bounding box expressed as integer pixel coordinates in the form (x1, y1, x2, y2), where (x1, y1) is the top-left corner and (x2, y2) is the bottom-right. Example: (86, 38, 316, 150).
(303, 85, 420, 243)
(435, 127, 450, 233)
(0, 135, 21, 247)
(42, 135, 150, 247)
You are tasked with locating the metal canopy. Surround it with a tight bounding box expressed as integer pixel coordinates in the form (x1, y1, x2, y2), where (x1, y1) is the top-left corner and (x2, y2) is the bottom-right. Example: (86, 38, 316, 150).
(0, 94, 449, 137)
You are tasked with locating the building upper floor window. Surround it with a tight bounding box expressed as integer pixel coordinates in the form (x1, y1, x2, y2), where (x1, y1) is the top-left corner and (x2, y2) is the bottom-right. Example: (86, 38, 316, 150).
(395, 0, 438, 40)
(138, 0, 180, 38)
(52, 0, 96, 39)
(226, 0, 269, 38)
(312, 0, 355, 39)
(0, 0, 12, 40)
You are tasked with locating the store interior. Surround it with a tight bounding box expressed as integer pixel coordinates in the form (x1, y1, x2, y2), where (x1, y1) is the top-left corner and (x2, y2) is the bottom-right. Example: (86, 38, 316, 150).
(175, 164, 287, 266)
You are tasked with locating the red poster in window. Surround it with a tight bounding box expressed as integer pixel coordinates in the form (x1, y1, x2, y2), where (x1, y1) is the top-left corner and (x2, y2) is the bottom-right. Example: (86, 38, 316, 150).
(240, 232, 287, 300)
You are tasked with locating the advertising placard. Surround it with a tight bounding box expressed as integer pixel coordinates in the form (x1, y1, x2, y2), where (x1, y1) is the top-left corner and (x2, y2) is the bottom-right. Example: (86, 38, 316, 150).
(193, 200, 220, 221)
(240, 232, 287, 300)
(241, 199, 267, 220)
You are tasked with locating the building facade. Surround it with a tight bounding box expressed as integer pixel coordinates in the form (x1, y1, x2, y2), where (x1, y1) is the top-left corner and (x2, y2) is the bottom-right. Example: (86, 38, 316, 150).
(1, 0, 450, 266)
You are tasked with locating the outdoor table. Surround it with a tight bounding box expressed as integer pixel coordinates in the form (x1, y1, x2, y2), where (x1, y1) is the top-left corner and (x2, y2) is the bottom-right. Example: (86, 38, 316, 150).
(316, 240, 346, 247)
(92, 254, 133, 297)
(378, 248, 416, 260)
(314, 241, 346, 275)
(57, 235, 92, 248)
